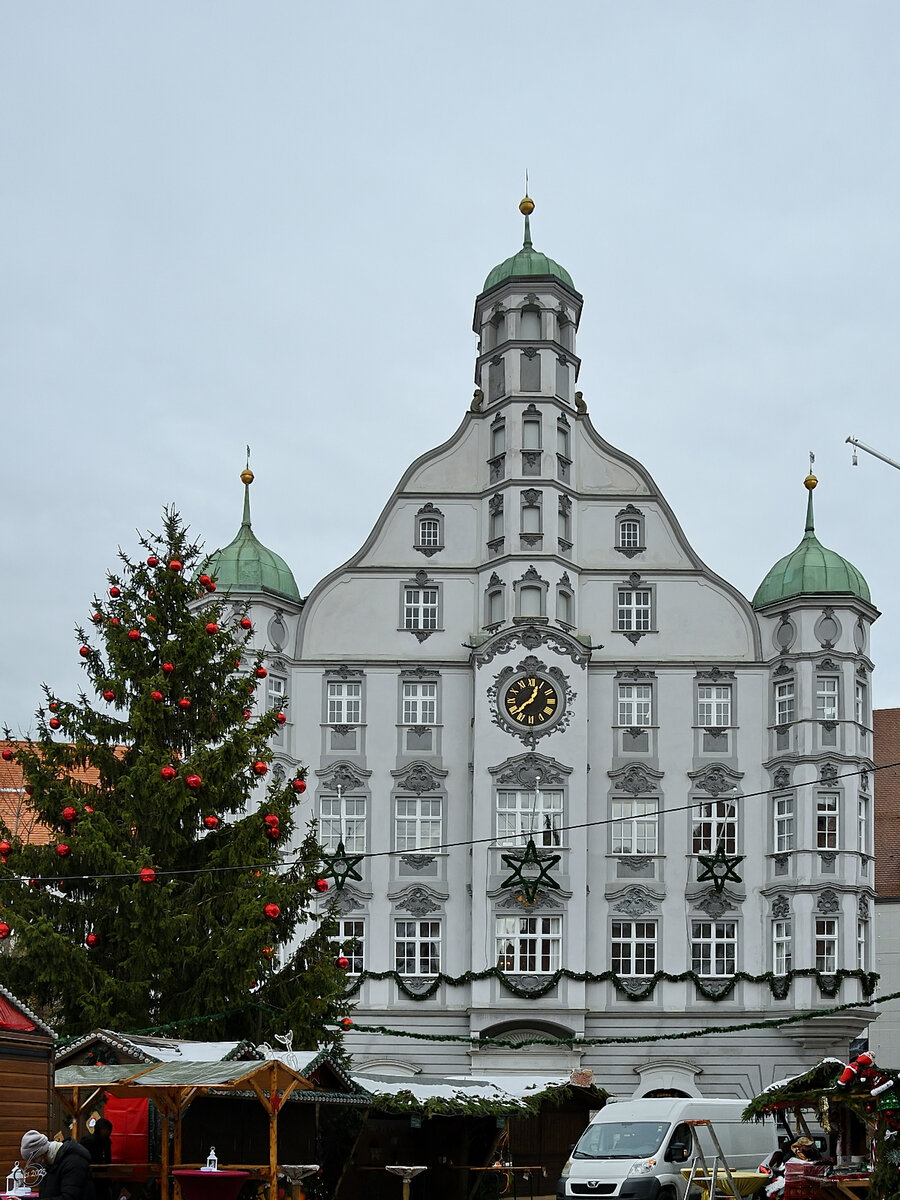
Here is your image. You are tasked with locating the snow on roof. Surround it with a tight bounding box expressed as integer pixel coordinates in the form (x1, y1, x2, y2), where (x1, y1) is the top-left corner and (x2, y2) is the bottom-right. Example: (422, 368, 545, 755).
(119, 1034, 249, 1062)
(354, 1071, 581, 1107)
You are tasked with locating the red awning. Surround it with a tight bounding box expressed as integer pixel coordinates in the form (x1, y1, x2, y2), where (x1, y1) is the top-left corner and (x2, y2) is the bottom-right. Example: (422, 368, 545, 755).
(0, 996, 36, 1031)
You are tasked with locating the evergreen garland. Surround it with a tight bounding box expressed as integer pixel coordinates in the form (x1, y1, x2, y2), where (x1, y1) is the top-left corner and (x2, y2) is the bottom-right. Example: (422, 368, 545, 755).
(345, 965, 878, 1002)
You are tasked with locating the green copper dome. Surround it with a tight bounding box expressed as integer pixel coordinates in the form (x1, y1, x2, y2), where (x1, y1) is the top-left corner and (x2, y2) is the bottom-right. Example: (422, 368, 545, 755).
(753, 476, 870, 609)
(201, 471, 301, 603)
(482, 197, 575, 293)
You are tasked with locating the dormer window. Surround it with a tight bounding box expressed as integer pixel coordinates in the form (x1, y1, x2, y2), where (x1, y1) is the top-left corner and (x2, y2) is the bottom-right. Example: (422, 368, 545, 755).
(615, 505, 645, 557)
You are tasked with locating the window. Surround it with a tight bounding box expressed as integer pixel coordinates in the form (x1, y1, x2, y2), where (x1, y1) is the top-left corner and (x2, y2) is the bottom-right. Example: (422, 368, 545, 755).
(692, 800, 737, 855)
(698, 685, 731, 727)
(611, 797, 659, 855)
(327, 680, 361, 724)
(619, 520, 640, 549)
(496, 789, 563, 846)
(486, 586, 504, 625)
(395, 919, 440, 975)
(395, 796, 443, 852)
(856, 681, 867, 726)
(858, 796, 869, 854)
(557, 421, 570, 459)
(773, 919, 792, 975)
(558, 496, 572, 543)
(518, 584, 543, 617)
(519, 307, 542, 340)
(816, 793, 839, 850)
(419, 519, 439, 547)
(775, 680, 795, 725)
(402, 681, 437, 725)
(691, 921, 736, 977)
(403, 586, 439, 631)
(816, 677, 839, 721)
(857, 917, 868, 971)
(491, 421, 506, 458)
(337, 919, 364, 974)
(611, 920, 657, 976)
(617, 683, 652, 727)
(521, 491, 542, 535)
(815, 917, 837, 973)
(320, 794, 366, 853)
(617, 589, 651, 632)
(774, 794, 795, 853)
(522, 415, 542, 450)
(268, 675, 286, 711)
(557, 586, 574, 626)
(496, 915, 561, 974)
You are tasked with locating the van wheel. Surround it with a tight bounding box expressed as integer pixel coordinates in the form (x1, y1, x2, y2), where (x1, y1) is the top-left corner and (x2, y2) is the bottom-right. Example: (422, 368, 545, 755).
(658, 1188, 678, 1200)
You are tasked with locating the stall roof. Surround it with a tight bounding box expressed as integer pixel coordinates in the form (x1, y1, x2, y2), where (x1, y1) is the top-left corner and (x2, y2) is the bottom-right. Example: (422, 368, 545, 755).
(56, 1030, 256, 1065)
(742, 1059, 847, 1120)
(354, 1071, 608, 1117)
(57, 1057, 314, 1095)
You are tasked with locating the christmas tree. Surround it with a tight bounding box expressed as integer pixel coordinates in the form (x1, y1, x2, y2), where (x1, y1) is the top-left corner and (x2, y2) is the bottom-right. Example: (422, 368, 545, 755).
(0, 509, 351, 1044)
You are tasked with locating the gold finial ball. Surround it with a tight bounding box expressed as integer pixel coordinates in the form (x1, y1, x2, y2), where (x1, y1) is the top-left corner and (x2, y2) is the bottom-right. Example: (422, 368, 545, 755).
(519, 195, 535, 215)
(804, 473, 818, 490)
(240, 468, 255, 485)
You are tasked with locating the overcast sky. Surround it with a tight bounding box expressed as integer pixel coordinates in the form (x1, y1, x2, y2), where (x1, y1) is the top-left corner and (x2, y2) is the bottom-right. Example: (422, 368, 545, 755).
(3, 2, 900, 732)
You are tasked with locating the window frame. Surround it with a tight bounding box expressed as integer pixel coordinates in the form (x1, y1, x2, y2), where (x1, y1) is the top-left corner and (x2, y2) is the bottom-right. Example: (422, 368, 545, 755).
(772, 918, 792, 975)
(611, 796, 659, 855)
(611, 919, 658, 977)
(858, 794, 870, 855)
(774, 679, 795, 725)
(691, 799, 738, 856)
(773, 793, 795, 853)
(855, 680, 868, 726)
(319, 792, 367, 854)
(617, 682, 653, 727)
(337, 918, 365, 975)
(697, 684, 732, 728)
(690, 920, 737, 978)
(815, 916, 838, 973)
(394, 795, 443, 853)
(816, 676, 839, 722)
(495, 788, 564, 848)
(400, 575, 442, 635)
(495, 915, 561, 975)
(615, 506, 646, 556)
(401, 679, 438, 726)
(325, 678, 362, 725)
(394, 918, 441, 976)
(616, 587, 653, 634)
(816, 791, 840, 851)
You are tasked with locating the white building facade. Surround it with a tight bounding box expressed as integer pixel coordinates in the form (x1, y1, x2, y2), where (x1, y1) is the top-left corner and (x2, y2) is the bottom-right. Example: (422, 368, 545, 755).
(208, 201, 879, 1098)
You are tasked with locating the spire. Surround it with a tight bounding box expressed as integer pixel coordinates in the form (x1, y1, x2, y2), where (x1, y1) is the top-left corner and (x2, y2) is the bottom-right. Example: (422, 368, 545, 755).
(804, 470, 817, 536)
(240, 446, 254, 529)
(520, 193, 534, 250)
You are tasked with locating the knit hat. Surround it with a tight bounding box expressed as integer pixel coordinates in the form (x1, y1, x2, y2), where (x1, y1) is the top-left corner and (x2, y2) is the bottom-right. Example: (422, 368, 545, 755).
(20, 1131, 50, 1163)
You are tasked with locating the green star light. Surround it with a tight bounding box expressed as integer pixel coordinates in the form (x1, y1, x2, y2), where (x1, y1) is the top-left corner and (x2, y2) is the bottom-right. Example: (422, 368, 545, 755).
(696, 845, 745, 893)
(320, 840, 364, 891)
(500, 836, 561, 904)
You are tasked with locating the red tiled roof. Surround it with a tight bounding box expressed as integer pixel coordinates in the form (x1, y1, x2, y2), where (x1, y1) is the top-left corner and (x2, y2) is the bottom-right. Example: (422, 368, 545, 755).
(0, 740, 105, 846)
(874, 709, 900, 897)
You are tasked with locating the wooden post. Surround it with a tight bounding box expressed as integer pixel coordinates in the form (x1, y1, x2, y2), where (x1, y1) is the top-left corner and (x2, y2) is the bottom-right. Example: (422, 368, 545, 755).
(269, 1064, 278, 1200)
(161, 1110, 171, 1200)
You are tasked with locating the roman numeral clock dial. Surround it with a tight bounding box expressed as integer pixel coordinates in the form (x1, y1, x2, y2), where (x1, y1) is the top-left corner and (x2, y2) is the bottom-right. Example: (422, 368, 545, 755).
(501, 674, 561, 728)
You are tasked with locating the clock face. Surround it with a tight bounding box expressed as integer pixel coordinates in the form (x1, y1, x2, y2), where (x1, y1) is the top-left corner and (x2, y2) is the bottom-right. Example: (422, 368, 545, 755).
(502, 674, 561, 728)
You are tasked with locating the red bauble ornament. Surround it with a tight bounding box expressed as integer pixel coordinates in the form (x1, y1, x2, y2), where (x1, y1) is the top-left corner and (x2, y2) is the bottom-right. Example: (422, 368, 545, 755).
(185, 774, 202, 790)
(240, 618, 252, 630)
(264, 813, 280, 826)
(168, 559, 183, 572)
(103, 690, 115, 702)
(91, 612, 103, 623)
(256, 667, 268, 679)
(291, 779, 307, 794)
(199, 574, 211, 586)
(109, 586, 120, 597)
(0, 840, 10, 856)
(340, 1018, 353, 1029)
(128, 629, 141, 641)
(49, 717, 61, 729)
(253, 761, 268, 776)
(86, 933, 99, 948)
(79, 646, 90, 658)
(84, 805, 94, 814)
(62, 807, 77, 823)
(0, 923, 9, 940)
(276, 712, 286, 724)
(56, 844, 70, 858)
(205, 623, 219, 635)
(151, 690, 163, 702)
(178, 697, 191, 710)
(267, 827, 280, 840)
(146, 555, 159, 567)
(336, 956, 350, 971)
(315, 878, 329, 893)
(262, 946, 274, 958)
(49, 701, 58, 711)
(160, 765, 177, 780)
(264, 903, 280, 919)
(109, 618, 120, 627)
(147, 614, 156, 622)
(203, 814, 219, 830)
(24, 785, 34, 796)
(140, 867, 156, 883)
(243, 710, 251, 720)
(0, 749, 11, 761)
(29, 878, 40, 888)
(162, 662, 174, 674)
(207, 582, 216, 592)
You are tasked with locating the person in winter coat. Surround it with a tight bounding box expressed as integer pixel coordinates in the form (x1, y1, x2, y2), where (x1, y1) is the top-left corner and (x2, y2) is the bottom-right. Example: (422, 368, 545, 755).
(20, 1131, 95, 1200)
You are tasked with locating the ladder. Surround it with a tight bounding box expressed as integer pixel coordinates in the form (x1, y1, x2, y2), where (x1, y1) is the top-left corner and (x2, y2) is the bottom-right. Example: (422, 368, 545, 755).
(682, 1120, 743, 1200)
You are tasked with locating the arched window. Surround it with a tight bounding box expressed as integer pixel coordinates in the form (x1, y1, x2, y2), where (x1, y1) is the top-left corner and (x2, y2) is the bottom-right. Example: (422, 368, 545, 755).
(519, 585, 543, 617)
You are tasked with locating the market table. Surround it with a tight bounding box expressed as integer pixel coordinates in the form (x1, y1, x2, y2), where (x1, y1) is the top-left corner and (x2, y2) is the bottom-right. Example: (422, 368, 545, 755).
(172, 1169, 249, 1200)
(681, 1167, 768, 1200)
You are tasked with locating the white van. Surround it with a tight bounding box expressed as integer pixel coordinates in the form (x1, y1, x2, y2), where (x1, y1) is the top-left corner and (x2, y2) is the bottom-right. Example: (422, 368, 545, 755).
(557, 1097, 776, 1200)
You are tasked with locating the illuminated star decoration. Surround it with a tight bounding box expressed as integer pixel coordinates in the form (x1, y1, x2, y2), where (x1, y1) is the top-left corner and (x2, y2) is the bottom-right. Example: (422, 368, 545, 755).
(696, 845, 745, 893)
(319, 840, 364, 891)
(500, 836, 561, 904)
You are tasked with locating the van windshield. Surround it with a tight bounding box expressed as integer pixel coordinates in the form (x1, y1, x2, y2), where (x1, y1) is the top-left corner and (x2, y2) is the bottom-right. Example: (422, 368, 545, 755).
(574, 1122, 670, 1160)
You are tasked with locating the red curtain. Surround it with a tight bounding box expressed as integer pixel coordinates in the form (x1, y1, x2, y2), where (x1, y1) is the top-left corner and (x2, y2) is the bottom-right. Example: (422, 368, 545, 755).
(104, 1097, 149, 1162)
